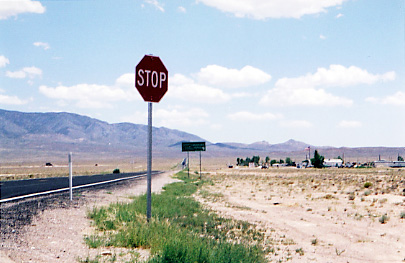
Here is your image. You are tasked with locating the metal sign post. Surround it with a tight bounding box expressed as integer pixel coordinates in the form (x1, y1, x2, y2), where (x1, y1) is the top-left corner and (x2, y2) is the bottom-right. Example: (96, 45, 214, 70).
(146, 102, 152, 220)
(182, 142, 206, 180)
(187, 151, 190, 178)
(135, 55, 168, 222)
(68, 152, 73, 201)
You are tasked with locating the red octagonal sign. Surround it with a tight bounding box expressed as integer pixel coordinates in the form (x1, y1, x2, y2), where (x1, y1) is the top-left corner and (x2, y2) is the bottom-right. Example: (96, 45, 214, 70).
(135, 55, 168, 103)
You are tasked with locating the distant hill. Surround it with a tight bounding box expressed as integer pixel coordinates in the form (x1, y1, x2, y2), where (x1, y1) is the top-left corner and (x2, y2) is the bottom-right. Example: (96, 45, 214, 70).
(0, 109, 403, 163)
(211, 139, 311, 152)
(0, 109, 204, 160)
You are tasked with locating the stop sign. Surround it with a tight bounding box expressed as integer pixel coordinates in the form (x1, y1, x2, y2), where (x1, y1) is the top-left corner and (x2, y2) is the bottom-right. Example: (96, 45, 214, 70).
(135, 55, 168, 103)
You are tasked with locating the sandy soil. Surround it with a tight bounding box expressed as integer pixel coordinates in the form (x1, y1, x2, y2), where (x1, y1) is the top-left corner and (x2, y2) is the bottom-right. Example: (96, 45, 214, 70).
(1, 171, 180, 263)
(196, 168, 405, 263)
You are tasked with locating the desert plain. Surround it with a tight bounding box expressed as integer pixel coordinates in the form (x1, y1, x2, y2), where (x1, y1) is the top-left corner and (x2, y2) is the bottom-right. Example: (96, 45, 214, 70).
(200, 166, 405, 262)
(1, 158, 405, 262)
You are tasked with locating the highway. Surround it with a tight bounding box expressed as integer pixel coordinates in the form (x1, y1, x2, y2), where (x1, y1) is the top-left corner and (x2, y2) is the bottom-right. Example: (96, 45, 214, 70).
(0, 171, 158, 202)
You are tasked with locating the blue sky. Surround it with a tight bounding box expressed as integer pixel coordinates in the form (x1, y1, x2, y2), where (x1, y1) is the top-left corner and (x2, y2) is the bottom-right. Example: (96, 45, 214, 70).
(0, 0, 404, 147)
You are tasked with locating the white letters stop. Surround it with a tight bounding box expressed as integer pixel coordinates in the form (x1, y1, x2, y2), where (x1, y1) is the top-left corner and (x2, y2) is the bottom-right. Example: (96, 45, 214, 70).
(137, 69, 167, 88)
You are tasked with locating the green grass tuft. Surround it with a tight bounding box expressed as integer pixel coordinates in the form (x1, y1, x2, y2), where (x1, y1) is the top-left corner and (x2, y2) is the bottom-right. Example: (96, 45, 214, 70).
(379, 214, 389, 224)
(86, 172, 266, 263)
(364, 182, 372, 188)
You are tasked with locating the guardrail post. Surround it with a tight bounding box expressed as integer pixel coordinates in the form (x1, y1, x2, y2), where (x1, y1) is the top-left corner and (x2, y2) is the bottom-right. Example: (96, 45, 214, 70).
(69, 152, 73, 201)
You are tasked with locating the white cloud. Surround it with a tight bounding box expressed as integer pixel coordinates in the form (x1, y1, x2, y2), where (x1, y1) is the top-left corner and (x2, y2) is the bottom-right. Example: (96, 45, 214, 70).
(122, 106, 210, 128)
(336, 13, 344, 18)
(320, 34, 326, 40)
(280, 120, 313, 128)
(169, 73, 231, 103)
(120, 111, 147, 125)
(178, 6, 186, 13)
(366, 91, 405, 106)
(196, 65, 271, 88)
(0, 55, 10, 67)
(167, 64, 271, 103)
(0, 94, 28, 105)
(39, 65, 249, 110)
(33, 42, 50, 50)
(6, 71, 26, 79)
(338, 120, 362, 128)
(275, 65, 395, 90)
(23, 66, 42, 77)
(228, 111, 282, 121)
(115, 73, 135, 88)
(232, 92, 257, 98)
(144, 0, 164, 12)
(39, 84, 126, 100)
(6, 66, 42, 79)
(260, 65, 395, 107)
(197, 0, 348, 20)
(210, 123, 223, 130)
(39, 74, 139, 109)
(154, 107, 210, 128)
(260, 87, 353, 107)
(0, 89, 29, 105)
(0, 0, 45, 20)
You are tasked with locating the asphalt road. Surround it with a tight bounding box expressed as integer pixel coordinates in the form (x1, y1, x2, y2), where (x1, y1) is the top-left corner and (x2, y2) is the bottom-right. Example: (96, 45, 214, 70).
(0, 171, 157, 201)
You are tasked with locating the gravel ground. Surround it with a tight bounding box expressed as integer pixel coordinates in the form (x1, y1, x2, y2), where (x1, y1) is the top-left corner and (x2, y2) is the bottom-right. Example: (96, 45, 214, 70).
(1, 193, 84, 241)
(0, 171, 179, 262)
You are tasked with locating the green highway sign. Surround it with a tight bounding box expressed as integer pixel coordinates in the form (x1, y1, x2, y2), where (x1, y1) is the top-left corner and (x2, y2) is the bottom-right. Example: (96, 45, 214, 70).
(182, 142, 206, 152)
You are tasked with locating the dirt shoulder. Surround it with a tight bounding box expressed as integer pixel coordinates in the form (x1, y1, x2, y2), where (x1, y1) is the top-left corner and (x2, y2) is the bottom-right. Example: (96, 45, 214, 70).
(1, 171, 180, 263)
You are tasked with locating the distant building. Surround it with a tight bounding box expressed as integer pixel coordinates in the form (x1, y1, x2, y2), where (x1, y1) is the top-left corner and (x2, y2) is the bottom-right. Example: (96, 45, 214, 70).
(374, 160, 391, 167)
(390, 161, 405, 168)
(323, 159, 343, 167)
(272, 163, 287, 168)
(374, 160, 405, 168)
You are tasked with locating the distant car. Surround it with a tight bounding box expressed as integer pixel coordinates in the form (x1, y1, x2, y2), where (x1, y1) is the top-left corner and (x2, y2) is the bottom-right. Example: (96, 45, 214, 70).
(45, 162, 53, 167)
(261, 165, 268, 169)
(345, 163, 354, 168)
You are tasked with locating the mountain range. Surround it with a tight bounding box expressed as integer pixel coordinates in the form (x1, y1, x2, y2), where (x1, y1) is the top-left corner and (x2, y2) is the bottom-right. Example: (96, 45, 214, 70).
(0, 109, 403, 163)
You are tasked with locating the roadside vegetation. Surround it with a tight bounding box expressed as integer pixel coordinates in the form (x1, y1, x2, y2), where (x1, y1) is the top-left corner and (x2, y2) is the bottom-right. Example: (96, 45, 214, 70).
(236, 149, 325, 168)
(83, 171, 266, 263)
